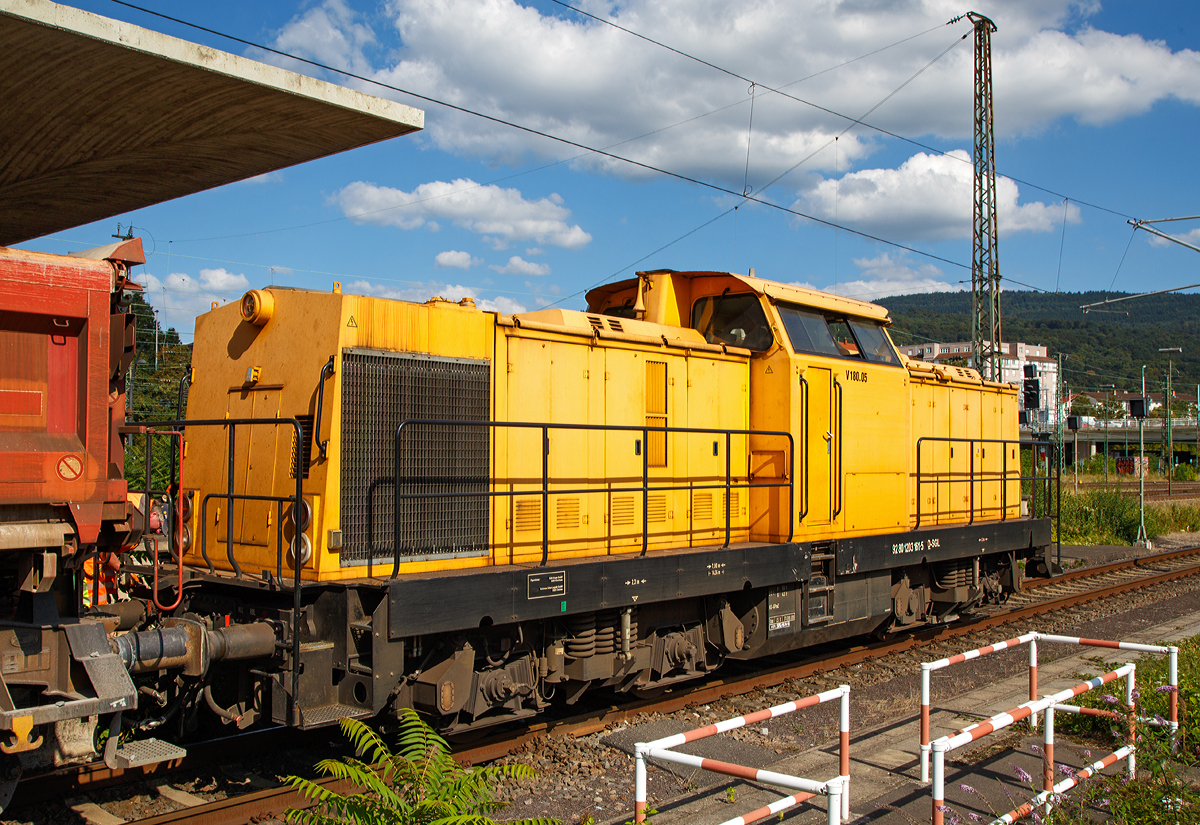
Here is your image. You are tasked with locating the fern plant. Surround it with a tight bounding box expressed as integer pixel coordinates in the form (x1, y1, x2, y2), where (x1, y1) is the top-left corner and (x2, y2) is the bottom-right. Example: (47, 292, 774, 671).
(285, 710, 560, 825)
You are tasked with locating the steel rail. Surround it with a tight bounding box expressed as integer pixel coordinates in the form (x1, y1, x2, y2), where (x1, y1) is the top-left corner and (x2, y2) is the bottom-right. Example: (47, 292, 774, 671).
(1023, 544, 1200, 589)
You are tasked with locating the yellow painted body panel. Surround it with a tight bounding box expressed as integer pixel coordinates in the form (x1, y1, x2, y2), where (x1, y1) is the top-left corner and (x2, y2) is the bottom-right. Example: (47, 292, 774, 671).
(180, 272, 1022, 584)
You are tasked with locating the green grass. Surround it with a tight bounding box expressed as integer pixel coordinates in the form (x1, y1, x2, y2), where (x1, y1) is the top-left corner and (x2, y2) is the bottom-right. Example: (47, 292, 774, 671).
(1054, 486, 1200, 545)
(1041, 636, 1200, 823)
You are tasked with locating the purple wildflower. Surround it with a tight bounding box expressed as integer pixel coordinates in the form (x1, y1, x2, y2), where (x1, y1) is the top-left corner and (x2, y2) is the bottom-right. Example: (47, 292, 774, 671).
(1099, 799, 1110, 807)
(968, 813, 983, 823)
(1084, 749, 1092, 758)
(1101, 695, 1118, 704)
(1030, 744, 1041, 754)
(1156, 685, 1177, 694)
(1132, 689, 1141, 700)
(1058, 764, 1077, 777)
(959, 784, 976, 794)
(1012, 763, 1033, 783)
(1155, 713, 1167, 725)
(1032, 812, 1043, 823)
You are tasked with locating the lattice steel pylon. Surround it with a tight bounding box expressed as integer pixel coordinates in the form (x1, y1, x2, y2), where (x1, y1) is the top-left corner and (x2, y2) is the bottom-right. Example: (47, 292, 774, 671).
(969, 12, 1001, 382)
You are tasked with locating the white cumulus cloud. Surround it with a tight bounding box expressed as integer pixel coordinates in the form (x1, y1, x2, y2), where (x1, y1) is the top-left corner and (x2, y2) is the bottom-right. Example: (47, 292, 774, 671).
(270, 0, 1200, 194)
(134, 267, 251, 336)
(795, 253, 967, 301)
(272, 0, 375, 75)
(343, 279, 527, 314)
(490, 256, 551, 276)
(333, 179, 591, 250)
(435, 250, 482, 269)
(795, 151, 1080, 242)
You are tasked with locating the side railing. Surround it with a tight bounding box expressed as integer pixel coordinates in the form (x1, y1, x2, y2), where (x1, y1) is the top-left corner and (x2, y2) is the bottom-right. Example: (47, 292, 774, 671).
(134, 416, 307, 726)
(915, 437, 1061, 560)
(393, 420, 795, 573)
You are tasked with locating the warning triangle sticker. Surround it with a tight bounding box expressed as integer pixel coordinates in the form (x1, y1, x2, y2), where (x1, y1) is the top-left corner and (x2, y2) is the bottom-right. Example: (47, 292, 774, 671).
(765, 365, 773, 373)
(346, 316, 357, 328)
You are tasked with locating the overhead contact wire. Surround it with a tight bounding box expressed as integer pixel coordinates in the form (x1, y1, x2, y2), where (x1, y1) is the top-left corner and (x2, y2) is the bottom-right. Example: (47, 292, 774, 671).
(105, 0, 970, 271)
(548, 0, 1137, 221)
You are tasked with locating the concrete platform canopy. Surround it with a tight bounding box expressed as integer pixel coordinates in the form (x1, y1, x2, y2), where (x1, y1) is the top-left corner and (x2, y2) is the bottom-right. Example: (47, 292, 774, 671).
(0, 0, 424, 246)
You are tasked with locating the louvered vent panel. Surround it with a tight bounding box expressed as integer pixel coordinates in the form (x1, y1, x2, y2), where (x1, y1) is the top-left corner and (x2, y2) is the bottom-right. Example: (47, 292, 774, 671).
(693, 492, 713, 521)
(647, 494, 667, 523)
(645, 361, 667, 468)
(611, 495, 636, 527)
(340, 350, 490, 565)
(556, 497, 580, 529)
(515, 499, 542, 532)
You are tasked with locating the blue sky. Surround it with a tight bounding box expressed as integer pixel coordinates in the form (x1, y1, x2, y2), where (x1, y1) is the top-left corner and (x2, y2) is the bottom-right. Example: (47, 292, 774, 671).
(23, 1, 1200, 340)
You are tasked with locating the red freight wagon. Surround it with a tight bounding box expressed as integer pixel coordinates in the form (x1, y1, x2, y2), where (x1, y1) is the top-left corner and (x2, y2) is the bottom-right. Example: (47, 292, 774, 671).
(0, 240, 149, 779)
(0, 240, 143, 554)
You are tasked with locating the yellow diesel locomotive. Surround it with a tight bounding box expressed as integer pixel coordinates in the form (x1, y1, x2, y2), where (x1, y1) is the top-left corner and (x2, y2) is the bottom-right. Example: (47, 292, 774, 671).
(153, 268, 1048, 733)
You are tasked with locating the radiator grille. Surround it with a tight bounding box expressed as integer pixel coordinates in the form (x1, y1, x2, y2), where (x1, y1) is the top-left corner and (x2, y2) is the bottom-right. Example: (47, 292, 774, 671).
(692, 492, 713, 521)
(340, 350, 490, 565)
(290, 414, 314, 479)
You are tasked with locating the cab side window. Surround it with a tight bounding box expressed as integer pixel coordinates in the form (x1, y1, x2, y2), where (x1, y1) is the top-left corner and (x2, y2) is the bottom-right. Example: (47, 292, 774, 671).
(691, 293, 774, 351)
(778, 303, 898, 364)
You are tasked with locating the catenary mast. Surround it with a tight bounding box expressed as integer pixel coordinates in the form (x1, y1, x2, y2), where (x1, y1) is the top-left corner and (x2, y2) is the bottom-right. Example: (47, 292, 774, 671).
(969, 12, 1001, 382)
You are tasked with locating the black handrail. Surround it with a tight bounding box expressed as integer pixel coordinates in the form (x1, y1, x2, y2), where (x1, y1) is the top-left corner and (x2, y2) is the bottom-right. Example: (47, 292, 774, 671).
(914, 437, 1061, 542)
(798, 376, 810, 523)
(832, 378, 843, 520)
(392, 419, 795, 575)
(313, 355, 335, 462)
(136, 416, 306, 728)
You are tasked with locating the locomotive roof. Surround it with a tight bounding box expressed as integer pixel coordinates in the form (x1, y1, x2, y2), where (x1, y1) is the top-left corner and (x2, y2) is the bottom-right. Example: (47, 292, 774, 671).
(586, 271, 891, 324)
(0, 0, 423, 246)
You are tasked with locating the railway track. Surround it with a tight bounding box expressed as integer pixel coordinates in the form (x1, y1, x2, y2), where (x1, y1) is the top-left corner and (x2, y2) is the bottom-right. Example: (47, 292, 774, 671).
(13, 544, 1200, 825)
(1075, 479, 1200, 502)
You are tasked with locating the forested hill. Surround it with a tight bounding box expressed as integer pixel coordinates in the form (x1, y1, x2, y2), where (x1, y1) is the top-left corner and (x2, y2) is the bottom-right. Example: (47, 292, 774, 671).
(877, 290, 1200, 393)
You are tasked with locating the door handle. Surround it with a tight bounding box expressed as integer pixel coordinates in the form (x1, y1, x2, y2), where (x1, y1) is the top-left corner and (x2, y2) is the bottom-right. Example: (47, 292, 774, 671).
(823, 430, 832, 454)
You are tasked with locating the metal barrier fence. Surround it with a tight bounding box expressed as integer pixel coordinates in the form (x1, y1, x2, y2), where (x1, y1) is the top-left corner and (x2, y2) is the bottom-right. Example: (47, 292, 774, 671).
(930, 664, 1136, 825)
(919, 632, 1178, 782)
(633, 685, 850, 825)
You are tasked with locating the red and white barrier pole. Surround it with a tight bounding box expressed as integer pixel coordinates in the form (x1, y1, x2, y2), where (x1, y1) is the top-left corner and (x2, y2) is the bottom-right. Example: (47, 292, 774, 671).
(988, 746, 1134, 825)
(931, 740, 947, 825)
(1042, 705, 1055, 817)
(919, 633, 1035, 782)
(1169, 645, 1179, 751)
(634, 743, 648, 823)
(1029, 636, 1038, 730)
(632, 685, 849, 824)
(1125, 665, 1136, 779)
(920, 662, 932, 783)
(711, 792, 817, 825)
(825, 778, 842, 825)
(839, 686, 850, 820)
(931, 665, 1136, 825)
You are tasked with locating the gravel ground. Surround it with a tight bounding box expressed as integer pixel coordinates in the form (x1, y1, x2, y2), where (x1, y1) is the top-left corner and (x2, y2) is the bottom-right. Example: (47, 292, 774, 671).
(488, 533, 1200, 825)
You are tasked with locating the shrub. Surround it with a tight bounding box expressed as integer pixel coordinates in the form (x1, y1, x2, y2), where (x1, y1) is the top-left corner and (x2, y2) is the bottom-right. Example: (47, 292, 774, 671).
(1174, 463, 1197, 482)
(285, 711, 559, 825)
